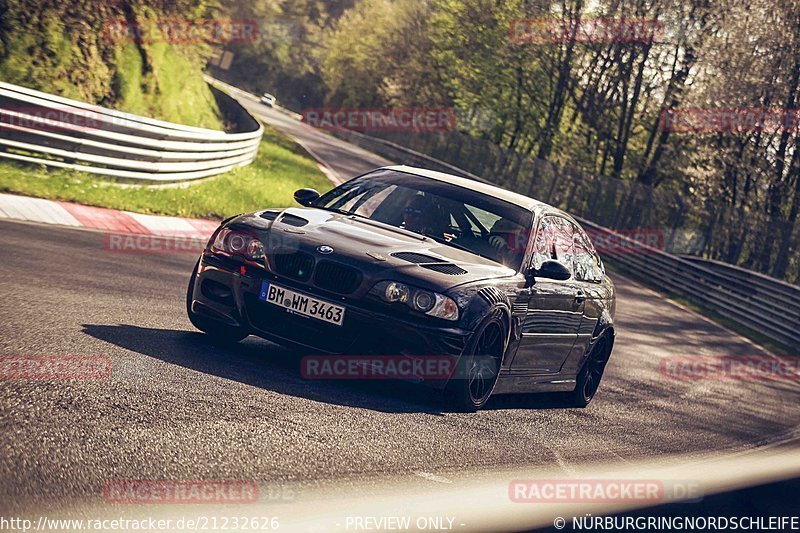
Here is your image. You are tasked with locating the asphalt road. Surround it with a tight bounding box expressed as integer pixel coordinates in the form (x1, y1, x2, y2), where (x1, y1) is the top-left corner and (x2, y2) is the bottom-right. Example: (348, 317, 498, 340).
(218, 83, 391, 182)
(2, 95, 800, 516)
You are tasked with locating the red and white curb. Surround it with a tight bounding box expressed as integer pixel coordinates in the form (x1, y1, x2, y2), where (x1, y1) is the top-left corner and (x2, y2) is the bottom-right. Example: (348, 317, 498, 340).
(317, 163, 342, 185)
(0, 192, 219, 239)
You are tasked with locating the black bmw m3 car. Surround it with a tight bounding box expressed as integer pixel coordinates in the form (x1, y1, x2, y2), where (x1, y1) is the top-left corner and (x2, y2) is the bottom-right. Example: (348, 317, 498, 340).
(187, 165, 615, 411)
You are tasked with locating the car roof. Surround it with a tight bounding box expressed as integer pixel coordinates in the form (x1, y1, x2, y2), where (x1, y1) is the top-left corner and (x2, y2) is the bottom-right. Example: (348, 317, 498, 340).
(380, 165, 571, 219)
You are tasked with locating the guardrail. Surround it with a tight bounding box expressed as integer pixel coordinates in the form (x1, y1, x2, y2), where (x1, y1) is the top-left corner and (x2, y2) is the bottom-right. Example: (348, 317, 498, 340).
(681, 256, 800, 311)
(328, 127, 798, 350)
(581, 221, 798, 349)
(0, 80, 263, 182)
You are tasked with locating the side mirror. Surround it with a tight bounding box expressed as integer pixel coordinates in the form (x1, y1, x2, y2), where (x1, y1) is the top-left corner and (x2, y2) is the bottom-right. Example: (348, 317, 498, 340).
(527, 260, 571, 284)
(294, 188, 320, 206)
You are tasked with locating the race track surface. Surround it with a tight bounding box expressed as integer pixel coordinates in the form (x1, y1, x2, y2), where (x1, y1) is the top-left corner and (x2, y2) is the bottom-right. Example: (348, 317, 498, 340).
(1, 219, 798, 513)
(1, 96, 798, 514)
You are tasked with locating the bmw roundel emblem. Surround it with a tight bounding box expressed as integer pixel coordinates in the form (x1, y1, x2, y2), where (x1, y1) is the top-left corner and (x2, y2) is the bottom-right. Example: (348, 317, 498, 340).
(317, 245, 334, 255)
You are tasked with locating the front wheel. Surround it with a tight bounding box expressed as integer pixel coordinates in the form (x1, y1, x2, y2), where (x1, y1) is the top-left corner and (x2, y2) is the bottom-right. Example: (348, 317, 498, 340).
(566, 333, 612, 407)
(445, 310, 507, 412)
(186, 259, 249, 343)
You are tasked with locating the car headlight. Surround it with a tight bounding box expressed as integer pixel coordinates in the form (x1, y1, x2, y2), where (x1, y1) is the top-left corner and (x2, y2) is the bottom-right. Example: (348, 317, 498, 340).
(384, 281, 410, 303)
(209, 228, 265, 262)
(370, 281, 459, 321)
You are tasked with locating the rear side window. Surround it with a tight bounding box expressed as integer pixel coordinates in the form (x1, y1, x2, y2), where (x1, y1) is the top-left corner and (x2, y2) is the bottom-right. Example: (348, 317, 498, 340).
(531, 216, 575, 277)
(572, 225, 605, 282)
(531, 217, 554, 270)
(551, 218, 576, 275)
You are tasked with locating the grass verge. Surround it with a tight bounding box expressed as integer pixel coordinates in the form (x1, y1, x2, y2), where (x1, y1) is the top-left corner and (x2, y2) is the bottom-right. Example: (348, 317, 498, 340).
(0, 124, 333, 220)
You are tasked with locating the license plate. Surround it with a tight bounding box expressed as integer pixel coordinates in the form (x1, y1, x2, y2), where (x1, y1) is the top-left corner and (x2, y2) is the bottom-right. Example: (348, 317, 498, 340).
(259, 281, 345, 326)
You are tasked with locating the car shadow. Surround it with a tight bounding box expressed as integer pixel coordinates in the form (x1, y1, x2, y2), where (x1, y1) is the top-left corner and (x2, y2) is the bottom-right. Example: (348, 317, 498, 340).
(484, 392, 578, 410)
(81, 323, 450, 415)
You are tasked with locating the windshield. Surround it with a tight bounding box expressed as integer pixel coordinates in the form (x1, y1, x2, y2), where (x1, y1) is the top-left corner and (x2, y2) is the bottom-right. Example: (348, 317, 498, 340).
(315, 169, 532, 270)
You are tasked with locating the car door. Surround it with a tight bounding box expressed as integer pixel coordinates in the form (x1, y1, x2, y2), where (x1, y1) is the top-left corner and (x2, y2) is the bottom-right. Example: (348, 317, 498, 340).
(568, 223, 606, 366)
(511, 215, 585, 373)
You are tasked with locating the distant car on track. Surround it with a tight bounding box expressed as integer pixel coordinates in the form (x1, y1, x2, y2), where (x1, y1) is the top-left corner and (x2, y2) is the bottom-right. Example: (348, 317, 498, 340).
(260, 93, 276, 107)
(186, 166, 616, 411)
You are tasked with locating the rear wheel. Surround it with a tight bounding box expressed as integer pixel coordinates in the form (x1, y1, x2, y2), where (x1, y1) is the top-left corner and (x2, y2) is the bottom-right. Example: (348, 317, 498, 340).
(566, 333, 612, 407)
(186, 259, 249, 343)
(446, 310, 506, 412)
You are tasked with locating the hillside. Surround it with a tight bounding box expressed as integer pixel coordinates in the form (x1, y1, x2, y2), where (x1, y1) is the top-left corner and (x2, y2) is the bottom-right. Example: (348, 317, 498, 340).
(0, 0, 223, 129)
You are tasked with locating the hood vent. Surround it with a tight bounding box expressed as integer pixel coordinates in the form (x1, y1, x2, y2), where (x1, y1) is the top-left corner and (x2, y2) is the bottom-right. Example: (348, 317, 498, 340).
(279, 213, 309, 227)
(392, 251, 467, 275)
(259, 210, 280, 221)
(421, 263, 467, 275)
(391, 252, 445, 264)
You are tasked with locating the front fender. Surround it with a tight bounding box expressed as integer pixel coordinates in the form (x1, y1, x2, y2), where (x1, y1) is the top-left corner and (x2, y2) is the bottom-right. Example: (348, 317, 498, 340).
(593, 308, 615, 339)
(450, 285, 513, 360)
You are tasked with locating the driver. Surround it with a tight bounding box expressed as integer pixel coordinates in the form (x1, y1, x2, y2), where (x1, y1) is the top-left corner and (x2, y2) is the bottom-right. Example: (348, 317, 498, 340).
(401, 194, 446, 238)
(488, 217, 526, 266)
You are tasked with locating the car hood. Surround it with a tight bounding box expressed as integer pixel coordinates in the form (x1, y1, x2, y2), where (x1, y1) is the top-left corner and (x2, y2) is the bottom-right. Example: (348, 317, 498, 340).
(229, 207, 519, 294)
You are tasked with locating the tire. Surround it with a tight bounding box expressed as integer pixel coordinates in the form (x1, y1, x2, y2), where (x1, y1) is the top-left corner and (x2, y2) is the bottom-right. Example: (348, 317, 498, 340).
(186, 259, 249, 343)
(445, 309, 507, 412)
(566, 333, 612, 407)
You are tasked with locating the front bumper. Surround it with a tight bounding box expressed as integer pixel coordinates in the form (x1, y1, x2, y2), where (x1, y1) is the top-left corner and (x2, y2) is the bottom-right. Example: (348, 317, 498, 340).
(190, 255, 472, 364)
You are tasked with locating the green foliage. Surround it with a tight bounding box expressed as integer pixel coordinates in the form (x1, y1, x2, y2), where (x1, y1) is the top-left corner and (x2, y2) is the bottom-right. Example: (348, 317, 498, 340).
(213, 0, 353, 110)
(0, 0, 224, 128)
(304, 0, 800, 282)
(112, 40, 222, 128)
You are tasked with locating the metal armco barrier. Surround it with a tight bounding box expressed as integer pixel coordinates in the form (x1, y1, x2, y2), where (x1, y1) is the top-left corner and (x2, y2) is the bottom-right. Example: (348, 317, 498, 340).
(0, 80, 262, 182)
(581, 221, 798, 350)
(331, 127, 798, 351)
(682, 255, 800, 314)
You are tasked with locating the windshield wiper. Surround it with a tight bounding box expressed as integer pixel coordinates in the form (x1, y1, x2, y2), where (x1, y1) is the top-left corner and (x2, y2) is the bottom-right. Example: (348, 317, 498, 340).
(316, 205, 370, 220)
(423, 232, 490, 258)
(315, 205, 352, 216)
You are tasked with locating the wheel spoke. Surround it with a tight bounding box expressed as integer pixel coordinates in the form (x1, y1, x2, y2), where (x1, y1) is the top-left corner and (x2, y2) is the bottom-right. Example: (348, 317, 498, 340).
(466, 322, 504, 404)
(595, 338, 609, 363)
(590, 356, 605, 377)
(485, 326, 500, 348)
(583, 373, 594, 398)
(470, 367, 485, 399)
